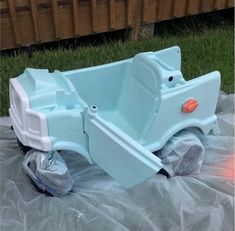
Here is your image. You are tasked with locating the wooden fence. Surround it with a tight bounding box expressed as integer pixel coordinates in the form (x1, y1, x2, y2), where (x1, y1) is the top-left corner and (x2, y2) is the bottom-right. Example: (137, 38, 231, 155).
(0, 0, 234, 50)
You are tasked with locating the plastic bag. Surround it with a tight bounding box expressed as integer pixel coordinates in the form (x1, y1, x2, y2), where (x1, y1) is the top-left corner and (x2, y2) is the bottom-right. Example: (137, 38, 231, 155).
(22, 149, 74, 196)
(156, 130, 204, 177)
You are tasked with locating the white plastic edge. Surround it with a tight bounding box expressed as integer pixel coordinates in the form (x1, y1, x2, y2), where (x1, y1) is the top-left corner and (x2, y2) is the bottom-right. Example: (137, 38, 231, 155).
(9, 78, 52, 151)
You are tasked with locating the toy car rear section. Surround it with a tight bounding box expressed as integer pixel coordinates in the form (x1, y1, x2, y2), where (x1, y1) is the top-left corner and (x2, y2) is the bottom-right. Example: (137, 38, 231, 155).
(9, 46, 221, 188)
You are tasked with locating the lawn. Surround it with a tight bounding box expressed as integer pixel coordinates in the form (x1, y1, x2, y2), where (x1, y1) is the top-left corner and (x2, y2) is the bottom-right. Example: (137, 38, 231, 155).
(0, 11, 234, 116)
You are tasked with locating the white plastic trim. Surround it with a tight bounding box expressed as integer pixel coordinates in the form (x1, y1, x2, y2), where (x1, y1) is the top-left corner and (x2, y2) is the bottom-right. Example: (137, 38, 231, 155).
(9, 78, 52, 151)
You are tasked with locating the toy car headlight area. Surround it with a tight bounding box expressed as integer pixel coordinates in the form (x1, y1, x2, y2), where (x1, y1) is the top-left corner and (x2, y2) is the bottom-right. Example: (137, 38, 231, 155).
(9, 78, 52, 151)
(9, 46, 221, 188)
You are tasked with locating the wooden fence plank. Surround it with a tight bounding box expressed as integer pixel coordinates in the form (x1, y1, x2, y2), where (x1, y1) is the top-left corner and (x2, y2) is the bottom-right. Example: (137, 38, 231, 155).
(156, 0, 162, 21)
(30, 0, 40, 42)
(226, 0, 231, 7)
(51, 0, 61, 39)
(72, 0, 80, 36)
(216, 0, 227, 9)
(90, 0, 97, 32)
(173, 0, 189, 17)
(109, 0, 115, 29)
(127, 0, 134, 27)
(199, 0, 204, 12)
(1, 0, 29, 10)
(185, 0, 189, 15)
(160, 0, 173, 20)
(142, 0, 148, 23)
(171, 0, 176, 17)
(201, 0, 214, 12)
(227, 0, 234, 7)
(7, 0, 21, 45)
(212, 0, 219, 9)
(187, 0, 199, 15)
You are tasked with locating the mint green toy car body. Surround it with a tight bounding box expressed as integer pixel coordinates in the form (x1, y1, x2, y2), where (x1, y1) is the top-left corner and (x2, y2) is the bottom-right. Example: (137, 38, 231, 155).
(9, 46, 220, 187)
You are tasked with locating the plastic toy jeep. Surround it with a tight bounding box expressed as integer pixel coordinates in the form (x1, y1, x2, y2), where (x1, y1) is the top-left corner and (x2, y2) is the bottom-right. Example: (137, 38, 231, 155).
(9, 46, 220, 188)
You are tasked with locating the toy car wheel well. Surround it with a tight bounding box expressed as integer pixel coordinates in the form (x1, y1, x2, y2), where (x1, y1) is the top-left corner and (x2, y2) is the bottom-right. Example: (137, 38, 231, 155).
(176, 126, 204, 135)
(161, 126, 204, 149)
(17, 138, 32, 155)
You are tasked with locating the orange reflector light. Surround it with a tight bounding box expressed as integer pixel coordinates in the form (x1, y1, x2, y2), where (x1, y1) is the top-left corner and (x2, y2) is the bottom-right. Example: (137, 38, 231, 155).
(182, 99, 199, 113)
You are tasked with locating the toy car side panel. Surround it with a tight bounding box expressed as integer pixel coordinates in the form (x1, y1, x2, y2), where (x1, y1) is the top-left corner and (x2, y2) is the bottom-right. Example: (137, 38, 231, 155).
(145, 71, 221, 152)
(84, 108, 163, 188)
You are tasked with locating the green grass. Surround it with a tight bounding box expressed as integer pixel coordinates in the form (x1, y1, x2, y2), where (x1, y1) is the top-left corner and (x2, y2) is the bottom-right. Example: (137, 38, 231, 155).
(0, 14, 234, 116)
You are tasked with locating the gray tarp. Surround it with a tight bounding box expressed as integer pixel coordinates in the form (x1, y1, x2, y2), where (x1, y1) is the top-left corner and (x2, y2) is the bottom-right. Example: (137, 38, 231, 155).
(0, 93, 234, 231)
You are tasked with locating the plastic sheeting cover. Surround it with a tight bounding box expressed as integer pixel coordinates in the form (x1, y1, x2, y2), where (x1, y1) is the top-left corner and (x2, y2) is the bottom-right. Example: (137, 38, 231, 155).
(0, 93, 234, 231)
(22, 149, 74, 197)
(156, 129, 205, 177)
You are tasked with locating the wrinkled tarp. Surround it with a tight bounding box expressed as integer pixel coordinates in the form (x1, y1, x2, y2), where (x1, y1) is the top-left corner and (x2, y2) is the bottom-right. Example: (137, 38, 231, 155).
(156, 129, 205, 177)
(22, 149, 74, 197)
(0, 93, 234, 231)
